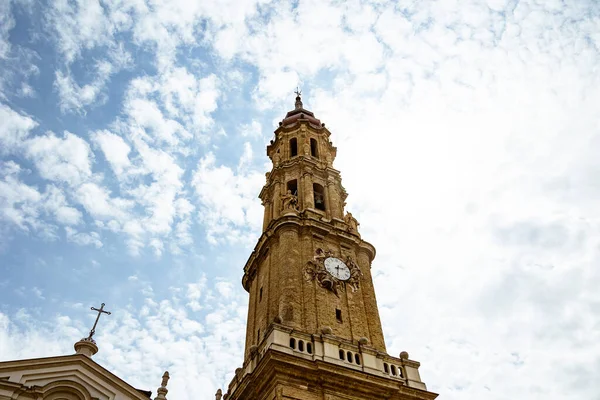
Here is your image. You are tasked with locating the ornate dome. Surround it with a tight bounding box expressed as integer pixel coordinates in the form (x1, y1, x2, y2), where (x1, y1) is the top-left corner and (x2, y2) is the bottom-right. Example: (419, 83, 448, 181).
(281, 95, 322, 127)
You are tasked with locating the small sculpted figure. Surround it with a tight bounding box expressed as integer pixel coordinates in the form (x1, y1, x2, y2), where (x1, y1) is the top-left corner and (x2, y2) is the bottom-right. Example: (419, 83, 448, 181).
(281, 190, 298, 211)
(344, 211, 359, 233)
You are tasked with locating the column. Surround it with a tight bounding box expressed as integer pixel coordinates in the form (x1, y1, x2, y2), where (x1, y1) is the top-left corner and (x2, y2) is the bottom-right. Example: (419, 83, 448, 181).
(298, 175, 304, 210)
(278, 226, 302, 328)
(324, 186, 332, 219)
(273, 180, 282, 219)
(303, 173, 314, 209)
(326, 180, 341, 219)
(262, 201, 270, 231)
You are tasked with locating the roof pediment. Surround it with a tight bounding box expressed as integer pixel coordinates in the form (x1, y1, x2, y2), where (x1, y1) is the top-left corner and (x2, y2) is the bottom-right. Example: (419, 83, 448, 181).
(0, 354, 150, 400)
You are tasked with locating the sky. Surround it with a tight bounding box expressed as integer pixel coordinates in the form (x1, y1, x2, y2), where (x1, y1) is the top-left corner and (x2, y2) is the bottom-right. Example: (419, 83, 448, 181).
(1, 0, 599, 399)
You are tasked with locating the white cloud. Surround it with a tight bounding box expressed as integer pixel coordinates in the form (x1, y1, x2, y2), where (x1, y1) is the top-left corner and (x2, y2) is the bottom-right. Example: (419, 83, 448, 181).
(191, 149, 263, 244)
(126, 141, 184, 235)
(186, 276, 207, 312)
(159, 69, 220, 133)
(214, 281, 233, 299)
(54, 44, 132, 113)
(0, 312, 77, 360)
(0, 103, 37, 154)
(72, 129, 195, 255)
(92, 130, 132, 178)
(56, 46, 132, 113)
(31, 287, 45, 300)
(0, 276, 246, 398)
(0, 1, 14, 60)
(17, 82, 36, 98)
(122, 70, 220, 148)
(149, 238, 164, 256)
(64, 227, 103, 248)
(43, 185, 82, 226)
(47, 0, 114, 63)
(0, 161, 43, 231)
(0, 163, 83, 240)
(66, 68, 222, 255)
(239, 120, 262, 138)
(122, 220, 145, 255)
(25, 131, 93, 186)
(124, 96, 189, 147)
(171, 197, 194, 252)
(54, 70, 107, 113)
(75, 182, 133, 222)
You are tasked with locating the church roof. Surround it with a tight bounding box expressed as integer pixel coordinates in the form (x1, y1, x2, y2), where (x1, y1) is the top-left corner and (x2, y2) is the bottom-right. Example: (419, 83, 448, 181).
(0, 354, 152, 400)
(281, 95, 322, 127)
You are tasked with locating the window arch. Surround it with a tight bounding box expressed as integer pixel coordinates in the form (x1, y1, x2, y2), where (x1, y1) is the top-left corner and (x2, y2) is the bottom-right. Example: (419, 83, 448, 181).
(313, 183, 325, 211)
(287, 179, 298, 196)
(290, 138, 298, 157)
(310, 138, 319, 158)
(42, 380, 92, 400)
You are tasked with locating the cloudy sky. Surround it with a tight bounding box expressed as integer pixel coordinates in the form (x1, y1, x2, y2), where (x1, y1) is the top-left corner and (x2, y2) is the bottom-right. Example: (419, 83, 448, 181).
(1, 0, 599, 399)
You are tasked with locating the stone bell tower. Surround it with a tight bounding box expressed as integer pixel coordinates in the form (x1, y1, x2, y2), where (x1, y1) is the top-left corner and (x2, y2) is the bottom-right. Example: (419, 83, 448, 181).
(223, 94, 437, 400)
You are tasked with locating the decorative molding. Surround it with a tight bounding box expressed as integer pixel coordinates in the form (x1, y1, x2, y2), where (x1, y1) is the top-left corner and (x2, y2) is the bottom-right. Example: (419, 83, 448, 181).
(303, 249, 362, 296)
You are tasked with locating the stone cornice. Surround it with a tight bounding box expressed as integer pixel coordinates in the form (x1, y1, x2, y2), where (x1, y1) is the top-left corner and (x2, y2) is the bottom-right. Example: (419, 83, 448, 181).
(274, 119, 331, 136)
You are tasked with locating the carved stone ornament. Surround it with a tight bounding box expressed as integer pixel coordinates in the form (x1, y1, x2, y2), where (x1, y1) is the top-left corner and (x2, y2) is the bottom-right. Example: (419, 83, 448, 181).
(344, 211, 359, 233)
(280, 190, 299, 212)
(304, 248, 363, 296)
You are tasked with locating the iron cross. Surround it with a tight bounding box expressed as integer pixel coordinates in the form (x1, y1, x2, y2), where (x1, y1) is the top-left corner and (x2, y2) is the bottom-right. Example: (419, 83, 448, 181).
(294, 87, 302, 97)
(87, 303, 111, 340)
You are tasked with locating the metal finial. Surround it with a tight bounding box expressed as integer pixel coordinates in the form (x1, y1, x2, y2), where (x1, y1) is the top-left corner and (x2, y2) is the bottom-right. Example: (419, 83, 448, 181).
(294, 87, 303, 110)
(87, 302, 111, 340)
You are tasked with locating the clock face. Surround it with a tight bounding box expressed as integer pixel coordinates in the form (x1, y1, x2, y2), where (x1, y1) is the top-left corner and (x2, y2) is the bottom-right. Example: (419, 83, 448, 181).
(324, 257, 351, 281)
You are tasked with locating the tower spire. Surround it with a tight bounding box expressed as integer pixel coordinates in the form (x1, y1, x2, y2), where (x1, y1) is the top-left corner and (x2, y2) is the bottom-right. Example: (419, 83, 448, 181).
(294, 87, 302, 110)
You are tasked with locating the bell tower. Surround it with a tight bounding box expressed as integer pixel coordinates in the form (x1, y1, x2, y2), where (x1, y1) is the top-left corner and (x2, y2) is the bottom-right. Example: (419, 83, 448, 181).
(224, 94, 437, 400)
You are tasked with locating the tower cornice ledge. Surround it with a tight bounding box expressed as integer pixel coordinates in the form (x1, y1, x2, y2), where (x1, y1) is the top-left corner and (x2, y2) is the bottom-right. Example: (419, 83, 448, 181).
(274, 118, 331, 137)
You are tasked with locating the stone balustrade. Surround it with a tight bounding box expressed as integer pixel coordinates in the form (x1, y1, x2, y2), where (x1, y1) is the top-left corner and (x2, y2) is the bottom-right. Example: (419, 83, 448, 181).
(226, 324, 428, 397)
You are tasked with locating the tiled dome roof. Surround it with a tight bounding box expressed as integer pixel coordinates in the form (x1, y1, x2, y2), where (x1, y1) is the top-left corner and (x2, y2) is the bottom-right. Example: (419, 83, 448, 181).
(281, 95, 322, 127)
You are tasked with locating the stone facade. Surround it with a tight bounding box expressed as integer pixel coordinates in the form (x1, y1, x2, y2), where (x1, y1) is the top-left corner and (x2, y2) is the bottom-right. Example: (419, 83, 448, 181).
(0, 338, 168, 400)
(224, 97, 438, 400)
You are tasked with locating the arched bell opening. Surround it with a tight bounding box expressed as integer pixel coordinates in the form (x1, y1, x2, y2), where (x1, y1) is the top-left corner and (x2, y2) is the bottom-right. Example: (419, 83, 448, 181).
(313, 183, 325, 211)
